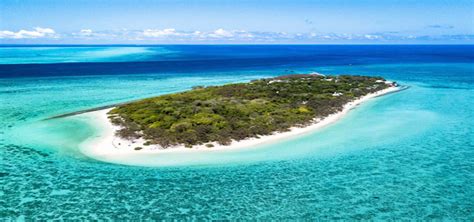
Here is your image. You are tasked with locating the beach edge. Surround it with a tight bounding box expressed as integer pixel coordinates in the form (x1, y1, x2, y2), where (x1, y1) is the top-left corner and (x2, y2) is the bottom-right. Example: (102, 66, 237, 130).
(76, 86, 403, 164)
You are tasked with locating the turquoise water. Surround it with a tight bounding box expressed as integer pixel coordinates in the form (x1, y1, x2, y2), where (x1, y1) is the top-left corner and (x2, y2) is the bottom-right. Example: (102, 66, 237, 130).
(1, 46, 473, 219)
(0, 46, 173, 64)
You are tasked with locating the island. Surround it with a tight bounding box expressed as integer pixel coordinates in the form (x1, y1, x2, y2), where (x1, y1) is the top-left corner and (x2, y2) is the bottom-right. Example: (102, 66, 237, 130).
(88, 74, 398, 153)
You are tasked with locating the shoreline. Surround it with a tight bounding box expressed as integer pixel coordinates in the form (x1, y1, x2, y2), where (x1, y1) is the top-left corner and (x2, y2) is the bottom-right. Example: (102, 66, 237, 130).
(78, 86, 402, 161)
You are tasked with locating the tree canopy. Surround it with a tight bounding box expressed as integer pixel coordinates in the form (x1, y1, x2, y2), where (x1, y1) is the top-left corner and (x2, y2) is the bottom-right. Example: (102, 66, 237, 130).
(108, 74, 391, 148)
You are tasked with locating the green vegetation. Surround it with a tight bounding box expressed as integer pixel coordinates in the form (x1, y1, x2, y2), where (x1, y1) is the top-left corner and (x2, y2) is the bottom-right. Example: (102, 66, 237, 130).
(108, 74, 393, 148)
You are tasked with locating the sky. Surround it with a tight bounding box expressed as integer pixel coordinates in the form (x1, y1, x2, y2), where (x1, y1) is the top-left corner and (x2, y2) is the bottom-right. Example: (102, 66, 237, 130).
(1, 0, 473, 44)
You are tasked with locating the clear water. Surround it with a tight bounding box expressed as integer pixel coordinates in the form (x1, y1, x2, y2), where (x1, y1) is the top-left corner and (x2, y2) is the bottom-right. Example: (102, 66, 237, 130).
(1, 45, 473, 220)
(0, 46, 176, 64)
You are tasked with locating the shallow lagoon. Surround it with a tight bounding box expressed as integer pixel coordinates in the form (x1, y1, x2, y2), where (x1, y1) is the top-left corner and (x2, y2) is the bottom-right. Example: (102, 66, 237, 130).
(1, 46, 473, 219)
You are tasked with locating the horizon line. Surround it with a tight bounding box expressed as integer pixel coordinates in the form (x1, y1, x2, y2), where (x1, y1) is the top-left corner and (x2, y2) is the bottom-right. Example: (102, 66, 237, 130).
(1, 43, 474, 46)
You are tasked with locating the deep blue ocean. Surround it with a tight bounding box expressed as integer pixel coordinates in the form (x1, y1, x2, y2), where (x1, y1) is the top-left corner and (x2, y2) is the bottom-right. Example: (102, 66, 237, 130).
(1, 45, 473, 220)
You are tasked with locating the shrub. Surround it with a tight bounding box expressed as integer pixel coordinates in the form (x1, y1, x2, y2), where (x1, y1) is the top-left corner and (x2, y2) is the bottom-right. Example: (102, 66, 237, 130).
(110, 74, 391, 148)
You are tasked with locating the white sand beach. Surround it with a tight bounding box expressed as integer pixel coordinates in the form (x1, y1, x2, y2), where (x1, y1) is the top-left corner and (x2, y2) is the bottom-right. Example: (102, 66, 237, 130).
(79, 86, 401, 161)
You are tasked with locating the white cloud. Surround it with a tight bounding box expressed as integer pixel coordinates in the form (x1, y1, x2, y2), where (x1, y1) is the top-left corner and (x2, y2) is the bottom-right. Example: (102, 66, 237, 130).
(71, 29, 120, 39)
(0, 27, 56, 39)
(233, 30, 254, 39)
(364, 34, 380, 40)
(140, 28, 254, 40)
(80, 29, 93, 36)
(1, 26, 472, 43)
(209, 28, 234, 38)
(142, 28, 184, 37)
